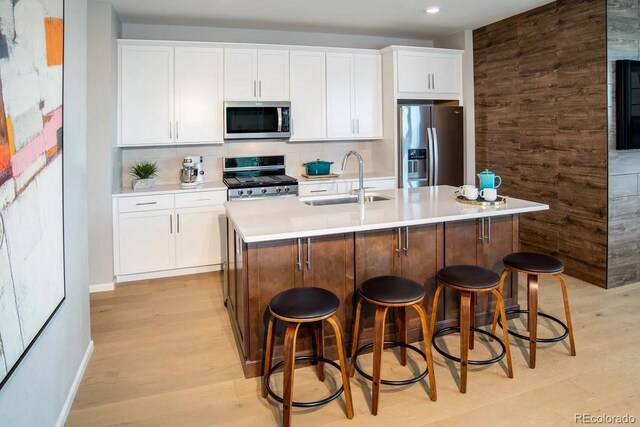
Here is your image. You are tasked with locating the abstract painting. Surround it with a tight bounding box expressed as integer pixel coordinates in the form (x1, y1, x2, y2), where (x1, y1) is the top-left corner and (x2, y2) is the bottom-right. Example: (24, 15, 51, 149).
(0, 0, 65, 388)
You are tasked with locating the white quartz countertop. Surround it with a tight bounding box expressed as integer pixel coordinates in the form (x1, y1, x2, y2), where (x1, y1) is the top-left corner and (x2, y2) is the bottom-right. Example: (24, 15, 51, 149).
(295, 172, 395, 184)
(225, 185, 549, 243)
(113, 181, 226, 197)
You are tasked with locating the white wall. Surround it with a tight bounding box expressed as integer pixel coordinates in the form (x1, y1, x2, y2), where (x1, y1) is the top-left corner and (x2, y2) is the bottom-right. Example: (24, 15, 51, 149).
(434, 30, 476, 184)
(122, 23, 433, 49)
(0, 0, 92, 425)
(87, 1, 120, 287)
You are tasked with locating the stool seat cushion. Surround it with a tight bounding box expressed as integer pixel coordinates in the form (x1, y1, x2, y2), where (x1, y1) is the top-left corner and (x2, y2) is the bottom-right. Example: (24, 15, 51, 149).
(359, 276, 425, 304)
(269, 287, 339, 320)
(503, 252, 564, 274)
(437, 265, 500, 289)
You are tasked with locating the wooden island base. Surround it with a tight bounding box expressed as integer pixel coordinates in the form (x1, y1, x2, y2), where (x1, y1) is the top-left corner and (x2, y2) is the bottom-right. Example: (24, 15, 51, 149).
(226, 215, 520, 379)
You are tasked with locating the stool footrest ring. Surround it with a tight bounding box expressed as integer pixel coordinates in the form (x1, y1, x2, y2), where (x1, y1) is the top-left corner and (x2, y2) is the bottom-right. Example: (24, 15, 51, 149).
(265, 356, 344, 408)
(498, 309, 569, 343)
(432, 327, 506, 365)
(353, 341, 428, 386)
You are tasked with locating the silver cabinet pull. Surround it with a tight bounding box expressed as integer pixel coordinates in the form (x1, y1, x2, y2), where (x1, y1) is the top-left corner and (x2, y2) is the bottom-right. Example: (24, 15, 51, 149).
(297, 238, 302, 271)
(170, 214, 173, 234)
(479, 218, 485, 244)
(169, 121, 172, 139)
(432, 74, 435, 89)
(306, 237, 311, 270)
(310, 189, 327, 193)
(253, 80, 257, 97)
(236, 233, 241, 255)
(403, 226, 409, 255)
(396, 227, 401, 257)
(135, 201, 157, 206)
(177, 214, 180, 233)
(357, 119, 360, 134)
(259, 80, 262, 98)
(176, 121, 179, 140)
(487, 217, 491, 242)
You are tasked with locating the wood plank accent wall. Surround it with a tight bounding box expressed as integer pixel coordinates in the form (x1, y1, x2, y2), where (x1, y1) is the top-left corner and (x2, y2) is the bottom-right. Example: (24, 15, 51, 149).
(607, 0, 640, 288)
(473, 0, 609, 287)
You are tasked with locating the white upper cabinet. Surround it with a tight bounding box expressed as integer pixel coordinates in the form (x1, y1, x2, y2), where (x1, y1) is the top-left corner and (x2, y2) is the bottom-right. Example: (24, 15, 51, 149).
(396, 49, 462, 99)
(224, 48, 289, 100)
(174, 47, 223, 143)
(326, 52, 382, 140)
(119, 45, 174, 146)
(118, 42, 223, 146)
(289, 51, 326, 140)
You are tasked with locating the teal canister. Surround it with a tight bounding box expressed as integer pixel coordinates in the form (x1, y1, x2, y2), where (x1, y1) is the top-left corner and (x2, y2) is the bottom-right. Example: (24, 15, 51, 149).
(477, 169, 502, 191)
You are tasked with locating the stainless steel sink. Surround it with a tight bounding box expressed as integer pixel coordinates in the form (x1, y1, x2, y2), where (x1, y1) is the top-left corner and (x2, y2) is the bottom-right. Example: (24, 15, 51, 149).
(302, 193, 393, 206)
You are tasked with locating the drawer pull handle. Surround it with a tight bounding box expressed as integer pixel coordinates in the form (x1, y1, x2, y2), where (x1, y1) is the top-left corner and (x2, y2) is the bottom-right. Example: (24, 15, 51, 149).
(196, 198, 212, 201)
(136, 202, 157, 206)
(310, 189, 327, 193)
(363, 186, 375, 190)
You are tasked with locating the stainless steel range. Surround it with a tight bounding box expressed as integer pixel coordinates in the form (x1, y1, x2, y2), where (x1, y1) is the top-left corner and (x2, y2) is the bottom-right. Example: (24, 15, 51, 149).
(223, 155, 298, 200)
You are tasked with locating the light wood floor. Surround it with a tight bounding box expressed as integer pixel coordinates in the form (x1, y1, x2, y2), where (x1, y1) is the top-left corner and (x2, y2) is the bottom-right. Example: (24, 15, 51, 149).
(67, 272, 640, 426)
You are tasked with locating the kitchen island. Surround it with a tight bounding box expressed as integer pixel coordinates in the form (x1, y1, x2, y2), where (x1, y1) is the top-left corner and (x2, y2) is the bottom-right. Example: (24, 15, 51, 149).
(224, 185, 548, 378)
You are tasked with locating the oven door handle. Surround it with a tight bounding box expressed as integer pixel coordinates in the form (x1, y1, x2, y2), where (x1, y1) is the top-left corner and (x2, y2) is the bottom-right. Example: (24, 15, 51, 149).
(277, 107, 282, 132)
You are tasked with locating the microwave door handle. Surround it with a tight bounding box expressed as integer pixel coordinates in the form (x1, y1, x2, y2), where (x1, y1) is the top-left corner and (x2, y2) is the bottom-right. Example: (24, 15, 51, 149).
(277, 107, 282, 132)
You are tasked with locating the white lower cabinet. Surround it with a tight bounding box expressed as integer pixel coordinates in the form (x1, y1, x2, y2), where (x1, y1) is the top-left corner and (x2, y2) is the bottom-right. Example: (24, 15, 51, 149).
(114, 190, 226, 279)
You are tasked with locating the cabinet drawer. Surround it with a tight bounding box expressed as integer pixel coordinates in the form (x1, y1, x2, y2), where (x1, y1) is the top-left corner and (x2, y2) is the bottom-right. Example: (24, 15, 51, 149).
(298, 182, 339, 196)
(175, 190, 226, 208)
(118, 194, 175, 213)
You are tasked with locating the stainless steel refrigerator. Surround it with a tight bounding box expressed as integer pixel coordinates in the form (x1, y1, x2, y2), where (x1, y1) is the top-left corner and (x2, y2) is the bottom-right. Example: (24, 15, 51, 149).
(398, 104, 464, 188)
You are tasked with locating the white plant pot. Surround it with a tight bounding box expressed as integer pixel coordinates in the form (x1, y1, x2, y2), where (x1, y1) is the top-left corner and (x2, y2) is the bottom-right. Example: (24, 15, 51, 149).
(131, 178, 156, 190)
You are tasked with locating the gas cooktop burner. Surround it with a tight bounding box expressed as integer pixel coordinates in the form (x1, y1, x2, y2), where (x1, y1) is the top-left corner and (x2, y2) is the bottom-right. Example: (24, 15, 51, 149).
(224, 174, 297, 189)
(223, 155, 298, 199)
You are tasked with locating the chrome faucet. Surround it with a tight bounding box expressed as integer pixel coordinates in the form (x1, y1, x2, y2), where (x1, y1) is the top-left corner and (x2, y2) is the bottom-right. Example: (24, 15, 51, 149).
(341, 151, 365, 205)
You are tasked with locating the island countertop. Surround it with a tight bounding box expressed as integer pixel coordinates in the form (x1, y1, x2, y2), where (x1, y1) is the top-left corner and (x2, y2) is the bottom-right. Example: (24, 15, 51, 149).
(224, 185, 548, 243)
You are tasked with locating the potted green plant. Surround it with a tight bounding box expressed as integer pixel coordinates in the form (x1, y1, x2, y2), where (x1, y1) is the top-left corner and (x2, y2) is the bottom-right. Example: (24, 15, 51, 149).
(129, 161, 158, 190)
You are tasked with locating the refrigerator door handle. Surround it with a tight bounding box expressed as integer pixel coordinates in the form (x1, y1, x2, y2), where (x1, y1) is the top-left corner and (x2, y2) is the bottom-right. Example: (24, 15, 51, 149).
(426, 127, 434, 186)
(431, 127, 439, 186)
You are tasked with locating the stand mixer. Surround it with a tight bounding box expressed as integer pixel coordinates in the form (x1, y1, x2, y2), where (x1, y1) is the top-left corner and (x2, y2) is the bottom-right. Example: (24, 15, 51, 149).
(180, 156, 205, 188)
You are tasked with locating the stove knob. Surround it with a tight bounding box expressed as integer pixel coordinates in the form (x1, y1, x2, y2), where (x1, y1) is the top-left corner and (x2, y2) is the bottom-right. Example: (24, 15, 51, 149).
(237, 190, 244, 196)
(246, 189, 253, 195)
(275, 187, 282, 194)
(261, 188, 267, 194)
(284, 187, 290, 193)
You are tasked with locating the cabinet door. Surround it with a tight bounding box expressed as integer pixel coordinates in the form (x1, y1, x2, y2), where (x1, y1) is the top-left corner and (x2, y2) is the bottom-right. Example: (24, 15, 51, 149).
(257, 49, 289, 101)
(289, 51, 326, 140)
(224, 48, 257, 100)
(326, 53, 355, 138)
(302, 235, 355, 331)
(443, 219, 479, 321)
(119, 45, 174, 146)
(175, 206, 225, 269)
(354, 54, 382, 139)
(397, 51, 429, 93)
(174, 47, 223, 143)
(430, 53, 461, 95)
(118, 210, 175, 274)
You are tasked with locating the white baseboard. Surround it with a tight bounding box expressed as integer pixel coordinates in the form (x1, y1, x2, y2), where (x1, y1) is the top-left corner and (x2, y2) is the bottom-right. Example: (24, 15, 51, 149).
(115, 264, 222, 283)
(55, 340, 94, 427)
(89, 282, 115, 293)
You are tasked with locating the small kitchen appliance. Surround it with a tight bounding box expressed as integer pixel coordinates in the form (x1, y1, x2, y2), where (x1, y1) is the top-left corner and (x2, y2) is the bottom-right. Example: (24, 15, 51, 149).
(224, 101, 291, 140)
(477, 169, 502, 191)
(180, 156, 205, 188)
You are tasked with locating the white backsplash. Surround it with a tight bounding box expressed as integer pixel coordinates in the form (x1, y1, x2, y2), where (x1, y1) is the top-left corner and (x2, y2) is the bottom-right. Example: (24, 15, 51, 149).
(119, 140, 376, 187)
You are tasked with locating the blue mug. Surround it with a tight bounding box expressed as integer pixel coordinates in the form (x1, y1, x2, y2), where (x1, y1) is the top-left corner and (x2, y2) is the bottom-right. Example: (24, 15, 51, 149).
(477, 169, 502, 191)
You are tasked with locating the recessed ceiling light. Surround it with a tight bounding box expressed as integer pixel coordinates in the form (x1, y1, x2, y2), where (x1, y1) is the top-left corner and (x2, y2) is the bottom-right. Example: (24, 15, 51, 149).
(425, 7, 440, 14)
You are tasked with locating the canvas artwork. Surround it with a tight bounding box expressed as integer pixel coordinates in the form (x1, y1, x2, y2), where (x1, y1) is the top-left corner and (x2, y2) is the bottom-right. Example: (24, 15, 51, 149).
(0, 0, 65, 388)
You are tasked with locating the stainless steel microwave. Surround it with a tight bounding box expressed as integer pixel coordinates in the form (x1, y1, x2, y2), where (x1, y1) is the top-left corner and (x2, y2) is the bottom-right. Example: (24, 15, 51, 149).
(224, 101, 291, 140)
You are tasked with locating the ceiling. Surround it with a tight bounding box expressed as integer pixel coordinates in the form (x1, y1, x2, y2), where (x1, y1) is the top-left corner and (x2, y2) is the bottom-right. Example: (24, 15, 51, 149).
(106, 0, 554, 41)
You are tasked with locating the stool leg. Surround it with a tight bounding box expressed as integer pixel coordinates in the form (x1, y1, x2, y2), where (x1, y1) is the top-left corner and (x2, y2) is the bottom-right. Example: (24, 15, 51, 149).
(556, 274, 577, 356)
(325, 316, 355, 419)
(396, 307, 407, 366)
(412, 303, 437, 402)
(262, 316, 276, 398)
(527, 274, 539, 369)
(492, 289, 513, 378)
(459, 292, 471, 393)
(372, 305, 389, 415)
(491, 270, 510, 338)
(282, 323, 301, 427)
(469, 293, 476, 350)
(429, 284, 444, 339)
(349, 298, 364, 377)
(313, 323, 325, 381)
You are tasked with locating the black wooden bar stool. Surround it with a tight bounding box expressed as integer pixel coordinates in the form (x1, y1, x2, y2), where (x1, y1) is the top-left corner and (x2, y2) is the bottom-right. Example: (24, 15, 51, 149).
(349, 276, 437, 415)
(491, 252, 576, 368)
(262, 287, 354, 427)
(430, 265, 513, 393)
